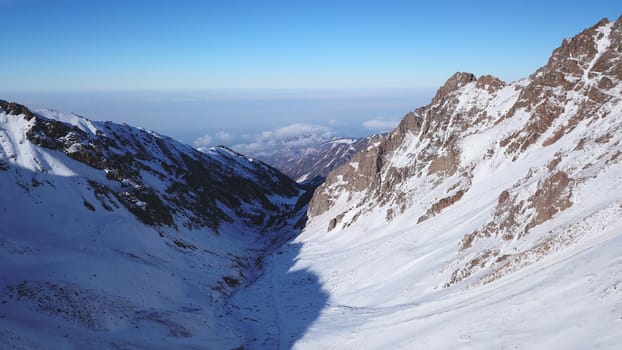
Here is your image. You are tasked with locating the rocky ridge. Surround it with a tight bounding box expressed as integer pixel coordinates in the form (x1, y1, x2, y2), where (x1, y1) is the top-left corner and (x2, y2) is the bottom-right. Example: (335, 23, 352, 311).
(308, 16, 622, 287)
(0, 101, 306, 232)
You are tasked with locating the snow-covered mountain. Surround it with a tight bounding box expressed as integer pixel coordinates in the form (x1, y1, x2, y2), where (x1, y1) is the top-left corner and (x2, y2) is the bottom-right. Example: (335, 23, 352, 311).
(2, 14, 622, 350)
(0, 101, 310, 348)
(254, 135, 380, 185)
(228, 16, 622, 348)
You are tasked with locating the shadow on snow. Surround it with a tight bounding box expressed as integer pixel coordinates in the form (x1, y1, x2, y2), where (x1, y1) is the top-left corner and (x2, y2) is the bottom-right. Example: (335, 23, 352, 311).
(227, 239, 328, 349)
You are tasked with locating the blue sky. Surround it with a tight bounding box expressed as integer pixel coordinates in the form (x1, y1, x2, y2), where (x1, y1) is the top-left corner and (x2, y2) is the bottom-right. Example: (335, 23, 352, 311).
(0, 0, 621, 150)
(1, 0, 620, 90)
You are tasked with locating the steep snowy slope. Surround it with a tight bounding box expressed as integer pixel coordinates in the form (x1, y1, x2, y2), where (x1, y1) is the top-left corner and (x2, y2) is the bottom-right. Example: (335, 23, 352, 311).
(0, 101, 308, 349)
(229, 16, 622, 349)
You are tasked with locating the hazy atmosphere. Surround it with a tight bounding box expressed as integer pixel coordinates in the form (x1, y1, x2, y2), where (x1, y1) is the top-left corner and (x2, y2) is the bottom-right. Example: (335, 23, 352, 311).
(2, 88, 432, 149)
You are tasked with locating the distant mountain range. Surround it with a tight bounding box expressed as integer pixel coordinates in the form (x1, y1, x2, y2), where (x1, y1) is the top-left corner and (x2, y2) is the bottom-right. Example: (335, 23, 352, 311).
(250, 135, 381, 186)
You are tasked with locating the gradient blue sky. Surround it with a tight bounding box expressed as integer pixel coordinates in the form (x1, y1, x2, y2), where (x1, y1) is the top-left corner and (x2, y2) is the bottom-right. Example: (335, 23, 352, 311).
(0, 0, 621, 148)
(1, 0, 621, 90)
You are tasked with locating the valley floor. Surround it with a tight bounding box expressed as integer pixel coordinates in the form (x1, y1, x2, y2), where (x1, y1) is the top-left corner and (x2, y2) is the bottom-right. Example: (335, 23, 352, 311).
(229, 214, 622, 349)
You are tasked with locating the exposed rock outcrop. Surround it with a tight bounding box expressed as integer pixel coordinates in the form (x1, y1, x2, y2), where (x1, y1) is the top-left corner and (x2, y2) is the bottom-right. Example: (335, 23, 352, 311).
(1, 103, 306, 232)
(306, 15, 622, 290)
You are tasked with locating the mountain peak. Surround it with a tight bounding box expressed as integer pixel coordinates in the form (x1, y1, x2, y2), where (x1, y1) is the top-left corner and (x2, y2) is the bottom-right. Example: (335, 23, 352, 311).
(0, 99, 35, 120)
(437, 72, 477, 95)
(593, 17, 611, 28)
(535, 14, 617, 86)
(309, 13, 622, 259)
(495, 14, 622, 154)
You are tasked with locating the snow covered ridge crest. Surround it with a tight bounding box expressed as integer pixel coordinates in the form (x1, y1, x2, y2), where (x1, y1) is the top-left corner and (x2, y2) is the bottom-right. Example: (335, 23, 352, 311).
(308, 15, 622, 285)
(0, 99, 306, 231)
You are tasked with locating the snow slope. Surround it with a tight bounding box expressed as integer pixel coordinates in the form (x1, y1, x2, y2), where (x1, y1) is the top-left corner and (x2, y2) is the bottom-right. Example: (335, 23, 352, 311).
(0, 101, 309, 349)
(228, 16, 622, 349)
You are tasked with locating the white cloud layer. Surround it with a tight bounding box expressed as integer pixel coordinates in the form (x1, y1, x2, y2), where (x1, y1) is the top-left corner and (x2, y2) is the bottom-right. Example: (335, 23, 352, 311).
(193, 133, 213, 148)
(273, 123, 332, 139)
(233, 123, 334, 156)
(193, 130, 235, 148)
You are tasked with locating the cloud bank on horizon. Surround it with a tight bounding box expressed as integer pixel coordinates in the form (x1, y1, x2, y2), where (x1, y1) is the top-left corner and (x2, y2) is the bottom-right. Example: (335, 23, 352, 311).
(194, 118, 399, 156)
(5, 88, 433, 151)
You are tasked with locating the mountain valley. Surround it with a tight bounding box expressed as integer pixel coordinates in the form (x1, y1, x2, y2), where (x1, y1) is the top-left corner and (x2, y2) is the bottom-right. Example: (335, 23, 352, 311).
(1, 15, 622, 350)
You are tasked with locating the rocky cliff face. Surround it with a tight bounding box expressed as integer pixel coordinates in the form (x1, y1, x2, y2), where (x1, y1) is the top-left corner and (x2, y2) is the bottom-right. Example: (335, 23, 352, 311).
(308, 16, 622, 286)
